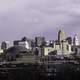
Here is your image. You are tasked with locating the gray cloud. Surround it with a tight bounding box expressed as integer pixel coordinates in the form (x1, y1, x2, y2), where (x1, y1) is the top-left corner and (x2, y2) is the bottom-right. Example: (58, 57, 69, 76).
(0, 0, 80, 41)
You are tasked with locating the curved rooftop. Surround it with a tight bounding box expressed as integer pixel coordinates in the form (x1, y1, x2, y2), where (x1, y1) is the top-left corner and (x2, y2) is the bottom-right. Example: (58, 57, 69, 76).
(6, 46, 28, 53)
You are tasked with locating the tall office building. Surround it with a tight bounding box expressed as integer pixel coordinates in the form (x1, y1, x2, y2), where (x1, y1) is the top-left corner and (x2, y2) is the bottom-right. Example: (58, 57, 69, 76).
(1, 41, 7, 50)
(73, 34, 79, 46)
(66, 37, 72, 45)
(1, 41, 13, 50)
(35, 37, 45, 47)
(58, 29, 65, 44)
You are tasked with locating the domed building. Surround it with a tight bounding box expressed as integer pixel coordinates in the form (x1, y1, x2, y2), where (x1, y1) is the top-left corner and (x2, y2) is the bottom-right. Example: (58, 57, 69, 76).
(5, 46, 28, 61)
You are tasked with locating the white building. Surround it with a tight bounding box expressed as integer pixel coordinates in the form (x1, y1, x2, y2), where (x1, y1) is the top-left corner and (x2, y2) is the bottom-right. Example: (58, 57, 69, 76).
(73, 34, 79, 46)
(18, 41, 30, 50)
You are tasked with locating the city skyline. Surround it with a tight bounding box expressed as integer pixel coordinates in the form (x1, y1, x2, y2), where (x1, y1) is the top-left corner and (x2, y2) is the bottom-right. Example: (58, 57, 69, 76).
(0, 0, 80, 41)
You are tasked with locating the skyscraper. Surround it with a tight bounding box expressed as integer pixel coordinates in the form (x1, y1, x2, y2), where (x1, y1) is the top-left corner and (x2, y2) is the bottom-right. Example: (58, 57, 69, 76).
(35, 37, 45, 47)
(58, 29, 65, 44)
(66, 37, 72, 45)
(1, 41, 7, 50)
(73, 34, 79, 46)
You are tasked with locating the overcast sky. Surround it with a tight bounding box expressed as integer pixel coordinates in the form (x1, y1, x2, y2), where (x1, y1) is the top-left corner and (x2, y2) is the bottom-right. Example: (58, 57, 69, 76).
(0, 0, 80, 41)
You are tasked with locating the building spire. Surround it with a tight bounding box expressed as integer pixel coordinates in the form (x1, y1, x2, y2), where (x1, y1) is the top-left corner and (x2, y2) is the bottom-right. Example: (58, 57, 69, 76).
(58, 29, 65, 44)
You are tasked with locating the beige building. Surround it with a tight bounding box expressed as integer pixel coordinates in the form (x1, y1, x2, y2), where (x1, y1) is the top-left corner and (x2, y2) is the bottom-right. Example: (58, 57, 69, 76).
(44, 29, 72, 56)
(58, 29, 65, 44)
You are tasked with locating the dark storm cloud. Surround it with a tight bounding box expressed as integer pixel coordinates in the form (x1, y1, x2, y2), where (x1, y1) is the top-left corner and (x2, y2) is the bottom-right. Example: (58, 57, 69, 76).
(0, 0, 80, 41)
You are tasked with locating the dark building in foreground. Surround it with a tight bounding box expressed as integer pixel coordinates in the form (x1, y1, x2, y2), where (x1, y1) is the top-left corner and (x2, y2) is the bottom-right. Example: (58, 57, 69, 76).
(35, 37, 45, 47)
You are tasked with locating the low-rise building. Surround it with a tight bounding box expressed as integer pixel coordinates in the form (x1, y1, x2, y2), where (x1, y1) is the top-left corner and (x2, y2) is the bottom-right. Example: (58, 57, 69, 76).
(13, 37, 33, 50)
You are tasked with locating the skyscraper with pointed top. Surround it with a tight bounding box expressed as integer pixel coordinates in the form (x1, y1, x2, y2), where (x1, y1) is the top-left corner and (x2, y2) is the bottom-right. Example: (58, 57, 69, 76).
(58, 29, 65, 44)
